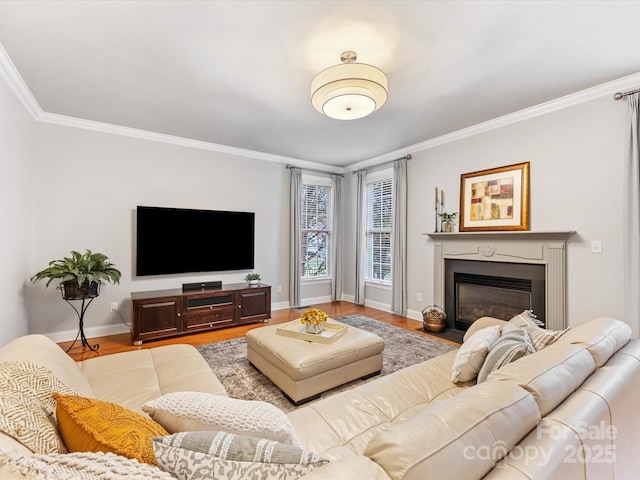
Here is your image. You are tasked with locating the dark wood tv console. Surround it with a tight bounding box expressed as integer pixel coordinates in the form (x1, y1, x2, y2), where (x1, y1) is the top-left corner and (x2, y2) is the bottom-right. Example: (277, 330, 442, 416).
(131, 283, 271, 345)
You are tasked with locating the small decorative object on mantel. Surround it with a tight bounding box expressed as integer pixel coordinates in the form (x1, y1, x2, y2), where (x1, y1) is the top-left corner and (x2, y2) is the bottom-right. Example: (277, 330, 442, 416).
(434, 187, 447, 232)
(300, 307, 328, 334)
(459, 162, 530, 232)
(438, 212, 458, 232)
(422, 305, 447, 333)
(244, 273, 261, 285)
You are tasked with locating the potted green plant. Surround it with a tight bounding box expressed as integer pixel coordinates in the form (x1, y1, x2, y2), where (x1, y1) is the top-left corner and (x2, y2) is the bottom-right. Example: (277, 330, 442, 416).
(438, 212, 458, 232)
(31, 249, 121, 300)
(244, 273, 261, 285)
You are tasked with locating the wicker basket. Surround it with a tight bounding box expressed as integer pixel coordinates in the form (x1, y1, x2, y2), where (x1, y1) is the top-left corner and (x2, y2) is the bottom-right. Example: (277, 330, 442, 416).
(422, 305, 447, 333)
(59, 280, 100, 300)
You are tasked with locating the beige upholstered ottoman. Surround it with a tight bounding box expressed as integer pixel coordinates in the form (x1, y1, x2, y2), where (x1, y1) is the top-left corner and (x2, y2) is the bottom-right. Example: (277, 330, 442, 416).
(246, 319, 384, 405)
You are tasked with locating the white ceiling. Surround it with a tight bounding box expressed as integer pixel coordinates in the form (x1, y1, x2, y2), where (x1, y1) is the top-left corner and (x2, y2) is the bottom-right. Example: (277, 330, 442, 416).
(0, 1, 639, 167)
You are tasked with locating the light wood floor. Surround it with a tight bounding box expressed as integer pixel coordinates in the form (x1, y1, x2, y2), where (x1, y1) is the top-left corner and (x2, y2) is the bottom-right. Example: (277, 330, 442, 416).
(59, 301, 459, 361)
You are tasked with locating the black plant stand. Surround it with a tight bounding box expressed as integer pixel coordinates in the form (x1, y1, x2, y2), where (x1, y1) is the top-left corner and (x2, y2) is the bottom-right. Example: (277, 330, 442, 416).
(63, 296, 99, 352)
(59, 281, 101, 353)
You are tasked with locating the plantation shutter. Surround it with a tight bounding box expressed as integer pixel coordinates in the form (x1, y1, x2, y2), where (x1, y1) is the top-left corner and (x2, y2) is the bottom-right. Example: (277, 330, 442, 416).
(366, 176, 392, 282)
(301, 178, 332, 278)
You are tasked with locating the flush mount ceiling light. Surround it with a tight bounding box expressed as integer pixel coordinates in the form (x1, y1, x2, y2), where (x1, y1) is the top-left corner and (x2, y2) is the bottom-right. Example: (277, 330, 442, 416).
(311, 50, 388, 120)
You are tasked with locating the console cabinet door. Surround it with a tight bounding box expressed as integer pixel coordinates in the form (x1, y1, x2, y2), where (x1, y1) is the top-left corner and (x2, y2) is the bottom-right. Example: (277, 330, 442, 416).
(132, 296, 181, 343)
(237, 287, 271, 324)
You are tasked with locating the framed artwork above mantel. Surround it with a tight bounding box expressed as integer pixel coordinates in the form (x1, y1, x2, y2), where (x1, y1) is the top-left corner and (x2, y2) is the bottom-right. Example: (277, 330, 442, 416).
(459, 161, 530, 232)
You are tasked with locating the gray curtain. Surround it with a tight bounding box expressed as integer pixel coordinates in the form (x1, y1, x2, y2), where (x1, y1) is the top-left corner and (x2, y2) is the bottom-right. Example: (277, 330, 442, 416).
(331, 174, 343, 301)
(391, 158, 408, 316)
(289, 167, 302, 307)
(624, 93, 640, 338)
(354, 170, 367, 305)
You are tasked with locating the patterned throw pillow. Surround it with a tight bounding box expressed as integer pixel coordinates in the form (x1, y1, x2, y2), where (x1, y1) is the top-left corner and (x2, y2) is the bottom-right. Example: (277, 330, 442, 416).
(142, 391, 301, 447)
(0, 361, 78, 454)
(477, 329, 535, 383)
(451, 325, 501, 383)
(153, 431, 328, 480)
(508, 310, 544, 328)
(504, 311, 570, 351)
(0, 451, 174, 480)
(53, 393, 168, 465)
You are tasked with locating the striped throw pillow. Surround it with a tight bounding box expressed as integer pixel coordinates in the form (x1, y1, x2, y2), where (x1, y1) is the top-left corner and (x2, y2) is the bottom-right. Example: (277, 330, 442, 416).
(153, 431, 328, 480)
(477, 329, 535, 383)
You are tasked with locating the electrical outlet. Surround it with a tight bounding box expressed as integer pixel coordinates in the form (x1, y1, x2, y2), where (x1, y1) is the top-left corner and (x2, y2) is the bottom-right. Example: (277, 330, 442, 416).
(416, 292, 423, 302)
(110, 302, 118, 312)
(276, 285, 283, 293)
(591, 240, 602, 254)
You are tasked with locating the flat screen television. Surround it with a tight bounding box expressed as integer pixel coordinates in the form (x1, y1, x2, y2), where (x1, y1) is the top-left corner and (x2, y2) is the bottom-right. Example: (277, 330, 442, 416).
(136, 205, 255, 276)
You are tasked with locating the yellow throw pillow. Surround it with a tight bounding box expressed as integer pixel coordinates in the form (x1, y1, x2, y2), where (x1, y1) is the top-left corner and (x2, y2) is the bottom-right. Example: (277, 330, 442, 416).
(52, 393, 168, 465)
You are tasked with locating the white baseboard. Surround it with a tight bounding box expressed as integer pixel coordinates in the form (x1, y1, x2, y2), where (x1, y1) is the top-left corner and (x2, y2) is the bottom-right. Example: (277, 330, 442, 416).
(271, 300, 290, 311)
(406, 308, 423, 322)
(298, 295, 332, 307)
(341, 293, 355, 303)
(44, 323, 130, 343)
(364, 299, 392, 313)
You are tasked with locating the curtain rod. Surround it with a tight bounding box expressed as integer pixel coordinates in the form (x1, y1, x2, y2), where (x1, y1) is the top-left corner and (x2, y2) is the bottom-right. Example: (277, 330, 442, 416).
(613, 88, 640, 100)
(351, 154, 412, 174)
(285, 165, 344, 177)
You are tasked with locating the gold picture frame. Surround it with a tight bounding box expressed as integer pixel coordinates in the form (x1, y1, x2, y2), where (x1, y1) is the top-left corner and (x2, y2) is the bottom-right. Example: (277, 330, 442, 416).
(459, 162, 530, 232)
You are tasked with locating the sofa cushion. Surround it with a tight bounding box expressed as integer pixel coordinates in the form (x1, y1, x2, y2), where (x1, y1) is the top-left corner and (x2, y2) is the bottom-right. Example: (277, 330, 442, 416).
(152, 431, 328, 480)
(365, 381, 540, 480)
(287, 350, 468, 455)
(0, 361, 78, 454)
(554, 317, 631, 367)
(0, 450, 173, 480)
(477, 329, 535, 383)
(486, 343, 595, 416)
(53, 393, 168, 465)
(142, 391, 301, 446)
(78, 344, 227, 414)
(451, 325, 500, 383)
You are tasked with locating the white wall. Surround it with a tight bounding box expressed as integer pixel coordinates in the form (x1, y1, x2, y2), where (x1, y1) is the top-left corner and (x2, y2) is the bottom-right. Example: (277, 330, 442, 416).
(30, 124, 292, 339)
(0, 72, 35, 345)
(403, 95, 627, 328)
(342, 95, 628, 330)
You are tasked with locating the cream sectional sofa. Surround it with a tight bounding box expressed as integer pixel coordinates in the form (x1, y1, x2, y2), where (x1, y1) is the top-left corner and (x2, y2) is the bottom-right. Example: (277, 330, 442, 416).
(0, 316, 638, 479)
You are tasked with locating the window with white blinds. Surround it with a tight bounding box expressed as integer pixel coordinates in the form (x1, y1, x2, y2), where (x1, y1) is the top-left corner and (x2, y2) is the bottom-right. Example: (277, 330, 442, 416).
(301, 176, 332, 279)
(366, 173, 393, 283)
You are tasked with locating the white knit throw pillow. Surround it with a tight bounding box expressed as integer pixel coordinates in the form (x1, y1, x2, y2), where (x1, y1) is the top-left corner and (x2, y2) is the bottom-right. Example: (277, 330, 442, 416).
(142, 392, 302, 447)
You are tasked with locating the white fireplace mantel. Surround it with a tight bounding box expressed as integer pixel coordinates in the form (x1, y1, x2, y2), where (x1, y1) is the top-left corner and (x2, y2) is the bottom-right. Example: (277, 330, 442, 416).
(425, 231, 576, 330)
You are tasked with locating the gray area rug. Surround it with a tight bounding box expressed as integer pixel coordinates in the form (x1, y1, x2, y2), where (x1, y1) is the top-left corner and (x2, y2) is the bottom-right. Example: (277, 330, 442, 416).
(196, 315, 457, 412)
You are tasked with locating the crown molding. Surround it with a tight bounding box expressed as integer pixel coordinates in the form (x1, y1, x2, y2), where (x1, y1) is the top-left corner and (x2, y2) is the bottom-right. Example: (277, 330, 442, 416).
(2, 41, 638, 175)
(0, 44, 42, 118)
(347, 71, 640, 171)
(0, 42, 344, 174)
(37, 111, 346, 173)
